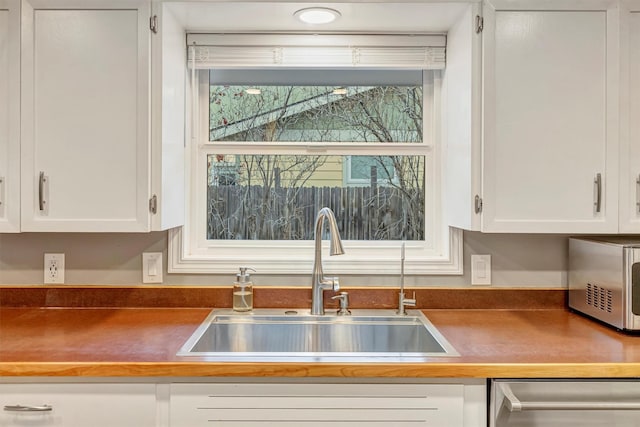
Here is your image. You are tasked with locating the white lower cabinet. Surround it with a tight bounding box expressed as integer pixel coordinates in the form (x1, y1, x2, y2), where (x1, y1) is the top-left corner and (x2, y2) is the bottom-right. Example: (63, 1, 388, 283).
(169, 383, 465, 427)
(0, 383, 156, 426)
(0, 380, 486, 427)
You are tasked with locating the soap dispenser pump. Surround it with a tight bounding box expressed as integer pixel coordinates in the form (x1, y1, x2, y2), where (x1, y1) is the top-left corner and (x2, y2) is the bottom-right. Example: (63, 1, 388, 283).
(233, 267, 255, 312)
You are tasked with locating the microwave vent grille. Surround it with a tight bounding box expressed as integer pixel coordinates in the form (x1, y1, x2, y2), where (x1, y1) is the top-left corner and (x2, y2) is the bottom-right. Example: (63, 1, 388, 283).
(586, 283, 613, 313)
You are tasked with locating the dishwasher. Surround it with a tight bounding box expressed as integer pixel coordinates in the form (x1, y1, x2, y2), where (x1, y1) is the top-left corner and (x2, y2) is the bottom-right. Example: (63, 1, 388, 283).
(490, 379, 640, 427)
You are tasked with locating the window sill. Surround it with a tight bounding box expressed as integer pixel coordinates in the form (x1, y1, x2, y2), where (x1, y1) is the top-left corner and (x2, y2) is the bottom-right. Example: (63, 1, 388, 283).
(168, 227, 463, 276)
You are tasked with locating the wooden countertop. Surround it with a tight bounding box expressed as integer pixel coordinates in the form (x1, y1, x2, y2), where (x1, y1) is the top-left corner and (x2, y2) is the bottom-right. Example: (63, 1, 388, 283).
(1, 307, 640, 378)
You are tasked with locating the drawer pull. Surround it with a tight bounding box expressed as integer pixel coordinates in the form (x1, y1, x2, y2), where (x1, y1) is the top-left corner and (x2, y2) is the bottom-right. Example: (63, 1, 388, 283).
(4, 404, 53, 412)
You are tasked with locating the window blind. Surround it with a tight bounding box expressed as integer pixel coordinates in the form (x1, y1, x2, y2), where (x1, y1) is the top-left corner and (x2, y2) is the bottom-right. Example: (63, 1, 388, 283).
(187, 34, 446, 70)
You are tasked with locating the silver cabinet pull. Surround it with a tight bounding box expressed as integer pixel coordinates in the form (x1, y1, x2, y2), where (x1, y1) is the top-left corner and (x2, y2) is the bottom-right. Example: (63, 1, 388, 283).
(636, 174, 640, 213)
(4, 404, 52, 412)
(0, 176, 4, 207)
(38, 171, 46, 211)
(594, 173, 602, 213)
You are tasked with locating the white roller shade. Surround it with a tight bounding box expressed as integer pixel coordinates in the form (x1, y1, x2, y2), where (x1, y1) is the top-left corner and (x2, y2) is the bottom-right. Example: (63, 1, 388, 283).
(187, 34, 446, 70)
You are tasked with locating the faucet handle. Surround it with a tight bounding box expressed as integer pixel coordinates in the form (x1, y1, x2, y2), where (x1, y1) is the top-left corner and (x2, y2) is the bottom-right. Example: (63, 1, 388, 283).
(397, 291, 417, 315)
(325, 276, 340, 292)
(405, 291, 417, 306)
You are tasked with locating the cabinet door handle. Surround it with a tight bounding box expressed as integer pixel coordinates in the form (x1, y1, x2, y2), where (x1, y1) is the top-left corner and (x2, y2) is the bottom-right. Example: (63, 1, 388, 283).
(4, 404, 53, 412)
(0, 176, 4, 208)
(38, 171, 46, 211)
(594, 173, 602, 213)
(636, 174, 640, 213)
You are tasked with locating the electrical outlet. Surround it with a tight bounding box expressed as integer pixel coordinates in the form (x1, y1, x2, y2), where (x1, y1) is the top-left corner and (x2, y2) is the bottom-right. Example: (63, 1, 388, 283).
(44, 253, 65, 284)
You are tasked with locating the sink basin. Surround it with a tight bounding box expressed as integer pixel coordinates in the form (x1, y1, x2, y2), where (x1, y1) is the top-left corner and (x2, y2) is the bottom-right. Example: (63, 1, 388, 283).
(177, 309, 458, 362)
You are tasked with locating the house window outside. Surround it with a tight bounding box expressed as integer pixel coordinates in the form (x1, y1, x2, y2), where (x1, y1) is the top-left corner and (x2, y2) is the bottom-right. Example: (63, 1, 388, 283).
(343, 155, 400, 187)
(171, 66, 461, 275)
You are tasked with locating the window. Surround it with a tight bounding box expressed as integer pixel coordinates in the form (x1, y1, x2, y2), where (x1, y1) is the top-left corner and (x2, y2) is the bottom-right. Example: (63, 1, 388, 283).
(169, 35, 462, 276)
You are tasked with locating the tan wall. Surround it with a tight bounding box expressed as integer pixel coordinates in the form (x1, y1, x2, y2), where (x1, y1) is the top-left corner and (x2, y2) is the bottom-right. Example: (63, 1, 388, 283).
(306, 156, 343, 187)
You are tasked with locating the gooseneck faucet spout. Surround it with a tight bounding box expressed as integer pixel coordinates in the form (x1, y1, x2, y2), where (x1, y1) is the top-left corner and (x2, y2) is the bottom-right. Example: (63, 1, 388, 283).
(311, 207, 345, 315)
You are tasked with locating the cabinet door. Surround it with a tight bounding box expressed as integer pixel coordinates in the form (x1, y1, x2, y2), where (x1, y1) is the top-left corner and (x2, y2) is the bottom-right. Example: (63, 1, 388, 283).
(0, 0, 20, 232)
(482, 1, 618, 233)
(20, 0, 151, 232)
(0, 383, 156, 427)
(622, 9, 640, 233)
(150, 3, 186, 231)
(444, 3, 483, 232)
(170, 383, 464, 427)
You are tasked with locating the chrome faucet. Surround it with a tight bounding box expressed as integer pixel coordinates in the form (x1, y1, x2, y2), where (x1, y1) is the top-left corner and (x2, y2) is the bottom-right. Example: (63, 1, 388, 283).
(311, 207, 345, 315)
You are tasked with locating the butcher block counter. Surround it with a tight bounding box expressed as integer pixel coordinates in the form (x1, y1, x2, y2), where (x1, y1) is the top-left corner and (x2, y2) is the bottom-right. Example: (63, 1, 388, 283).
(1, 286, 639, 378)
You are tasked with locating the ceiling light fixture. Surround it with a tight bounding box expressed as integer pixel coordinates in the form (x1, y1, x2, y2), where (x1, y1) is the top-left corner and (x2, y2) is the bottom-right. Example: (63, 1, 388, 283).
(332, 87, 348, 95)
(245, 88, 262, 95)
(294, 7, 341, 25)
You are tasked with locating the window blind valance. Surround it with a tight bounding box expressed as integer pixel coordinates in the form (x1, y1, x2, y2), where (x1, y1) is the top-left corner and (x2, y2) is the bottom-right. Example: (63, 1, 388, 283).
(186, 34, 446, 70)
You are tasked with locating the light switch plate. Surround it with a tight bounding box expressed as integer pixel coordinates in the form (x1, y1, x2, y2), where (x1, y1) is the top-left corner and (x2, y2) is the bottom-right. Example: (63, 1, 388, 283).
(142, 252, 163, 284)
(471, 254, 491, 285)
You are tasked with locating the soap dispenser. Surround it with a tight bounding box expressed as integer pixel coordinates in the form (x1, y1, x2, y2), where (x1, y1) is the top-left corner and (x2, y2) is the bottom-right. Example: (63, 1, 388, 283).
(233, 267, 255, 312)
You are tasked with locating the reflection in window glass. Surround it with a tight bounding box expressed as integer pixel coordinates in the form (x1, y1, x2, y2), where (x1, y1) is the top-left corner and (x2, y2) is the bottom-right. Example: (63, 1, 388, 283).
(207, 154, 425, 241)
(209, 85, 423, 143)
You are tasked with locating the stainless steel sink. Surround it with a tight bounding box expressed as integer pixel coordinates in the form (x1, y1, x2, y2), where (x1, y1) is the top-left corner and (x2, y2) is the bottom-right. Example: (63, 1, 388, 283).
(177, 309, 458, 362)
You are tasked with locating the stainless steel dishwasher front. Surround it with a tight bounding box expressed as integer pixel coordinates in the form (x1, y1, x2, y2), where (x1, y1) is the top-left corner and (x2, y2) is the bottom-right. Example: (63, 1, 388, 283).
(490, 379, 640, 427)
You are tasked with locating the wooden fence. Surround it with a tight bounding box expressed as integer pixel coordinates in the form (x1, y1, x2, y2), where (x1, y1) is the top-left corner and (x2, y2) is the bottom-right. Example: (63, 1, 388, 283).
(207, 184, 424, 241)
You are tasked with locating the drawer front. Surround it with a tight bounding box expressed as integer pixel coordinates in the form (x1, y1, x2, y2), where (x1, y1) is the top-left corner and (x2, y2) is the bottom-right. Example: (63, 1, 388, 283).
(170, 383, 464, 427)
(0, 383, 156, 427)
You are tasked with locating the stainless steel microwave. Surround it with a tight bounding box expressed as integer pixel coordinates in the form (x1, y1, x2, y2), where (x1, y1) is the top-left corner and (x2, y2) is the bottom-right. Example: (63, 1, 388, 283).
(569, 237, 640, 331)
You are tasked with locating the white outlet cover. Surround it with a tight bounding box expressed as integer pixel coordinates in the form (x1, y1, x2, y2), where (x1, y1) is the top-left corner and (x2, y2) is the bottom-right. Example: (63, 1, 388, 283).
(44, 253, 65, 284)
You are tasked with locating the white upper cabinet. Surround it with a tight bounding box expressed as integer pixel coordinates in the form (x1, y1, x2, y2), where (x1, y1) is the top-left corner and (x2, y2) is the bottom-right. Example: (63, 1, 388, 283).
(150, 3, 186, 231)
(447, 0, 619, 233)
(20, 0, 151, 232)
(621, 4, 640, 233)
(444, 3, 483, 232)
(0, 0, 20, 232)
(481, 0, 619, 233)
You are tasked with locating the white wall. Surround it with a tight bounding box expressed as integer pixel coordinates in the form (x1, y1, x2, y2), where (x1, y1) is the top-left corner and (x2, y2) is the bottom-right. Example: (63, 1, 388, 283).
(0, 231, 568, 287)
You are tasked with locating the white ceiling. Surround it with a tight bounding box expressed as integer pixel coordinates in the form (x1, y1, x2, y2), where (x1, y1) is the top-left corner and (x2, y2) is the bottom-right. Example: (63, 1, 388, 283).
(167, 1, 471, 33)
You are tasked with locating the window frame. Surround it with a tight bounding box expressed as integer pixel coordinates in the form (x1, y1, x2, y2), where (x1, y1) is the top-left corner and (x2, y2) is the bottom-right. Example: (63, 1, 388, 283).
(168, 68, 462, 276)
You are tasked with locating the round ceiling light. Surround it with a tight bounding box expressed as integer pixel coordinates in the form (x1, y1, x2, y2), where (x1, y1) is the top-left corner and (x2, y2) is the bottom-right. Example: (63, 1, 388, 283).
(294, 7, 341, 25)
